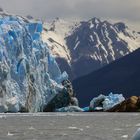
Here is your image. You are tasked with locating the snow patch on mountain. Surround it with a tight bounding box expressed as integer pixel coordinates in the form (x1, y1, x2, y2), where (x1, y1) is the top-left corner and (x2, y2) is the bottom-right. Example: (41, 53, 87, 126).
(42, 17, 140, 80)
(42, 18, 80, 64)
(117, 32, 140, 52)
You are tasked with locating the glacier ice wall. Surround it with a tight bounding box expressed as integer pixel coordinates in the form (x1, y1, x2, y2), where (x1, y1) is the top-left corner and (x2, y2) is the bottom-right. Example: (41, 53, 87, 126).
(0, 15, 68, 112)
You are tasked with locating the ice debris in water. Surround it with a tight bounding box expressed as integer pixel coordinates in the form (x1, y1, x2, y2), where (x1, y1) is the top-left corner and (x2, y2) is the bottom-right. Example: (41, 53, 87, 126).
(133, 128, 140, 140)
(82, 106, 90, 112)
(90, 93, 125, 111)
(0, 14, 68, 113)
(121, 135, 128, 138)
(55, 106, 84, 112)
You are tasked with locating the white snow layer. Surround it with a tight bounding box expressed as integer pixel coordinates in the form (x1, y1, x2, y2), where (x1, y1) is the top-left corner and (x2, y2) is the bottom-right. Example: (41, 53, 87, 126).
(42, 19, 80, 63)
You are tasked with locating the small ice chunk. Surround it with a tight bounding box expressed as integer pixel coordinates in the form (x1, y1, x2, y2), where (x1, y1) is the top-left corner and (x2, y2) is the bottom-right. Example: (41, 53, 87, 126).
(114, 128, 123, 131)
(121, 135, 128, 138)
(68, 126, 78, 130)
(79, 128, 84, 131)
(62, 133, 68, 136)
(86, 126, 90, 129)
(68, 126, 83, 131)
(0, 115, 6, 119)
(55, 106, 84, 112)
(82, 107, 90, 112)
(28, 126, 35, 130)
(7, 132, 14, 136)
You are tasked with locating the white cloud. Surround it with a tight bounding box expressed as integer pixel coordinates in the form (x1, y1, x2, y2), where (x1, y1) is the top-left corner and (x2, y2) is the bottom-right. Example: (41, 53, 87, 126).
(0, 0, 139, 30)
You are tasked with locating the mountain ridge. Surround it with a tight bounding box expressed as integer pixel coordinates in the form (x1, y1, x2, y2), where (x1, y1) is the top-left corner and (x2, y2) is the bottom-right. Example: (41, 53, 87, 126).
(72, 48, 140, 107)
(42, 17, 140, 80)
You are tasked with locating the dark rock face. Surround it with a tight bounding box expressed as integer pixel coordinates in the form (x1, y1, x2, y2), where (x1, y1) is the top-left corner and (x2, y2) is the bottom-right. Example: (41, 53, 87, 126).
(114, 22, 127, 32)
(73, 48, 140, 107)
(43, 80, 78, 112)
(108, 96, 140, 112)
(43, 89, 71, 112)
(55, 58, 73, 81)
(65, 18, 136, 79)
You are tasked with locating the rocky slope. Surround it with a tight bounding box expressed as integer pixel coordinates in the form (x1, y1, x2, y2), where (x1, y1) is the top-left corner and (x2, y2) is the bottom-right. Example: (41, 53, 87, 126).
(0, 13, 76, 113)
(73, 48, 140, 107)
(42, 18, 140, 80)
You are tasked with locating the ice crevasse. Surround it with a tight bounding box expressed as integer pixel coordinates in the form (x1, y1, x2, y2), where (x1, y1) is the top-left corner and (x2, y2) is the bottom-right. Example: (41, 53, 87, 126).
(0, 14, 68, 112)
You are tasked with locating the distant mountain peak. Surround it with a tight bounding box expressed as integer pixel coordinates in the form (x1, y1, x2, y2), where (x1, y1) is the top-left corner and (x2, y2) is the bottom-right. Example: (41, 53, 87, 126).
(114, 22, 128, 32)
(42, 17, 140, 80)
(89, 17, 101, 23)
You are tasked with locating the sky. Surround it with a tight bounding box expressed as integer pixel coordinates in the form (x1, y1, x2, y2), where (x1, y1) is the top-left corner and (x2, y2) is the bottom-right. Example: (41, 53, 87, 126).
(0, 0, 139, 30)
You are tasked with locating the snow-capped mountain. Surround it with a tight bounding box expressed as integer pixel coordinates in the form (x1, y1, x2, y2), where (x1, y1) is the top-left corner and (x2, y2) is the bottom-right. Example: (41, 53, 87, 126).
(42, 17, 140, 80)
(42, 18, 80, 63)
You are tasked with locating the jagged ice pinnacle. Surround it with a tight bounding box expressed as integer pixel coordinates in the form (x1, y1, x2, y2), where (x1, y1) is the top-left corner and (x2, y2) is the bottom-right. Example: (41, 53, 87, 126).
(0, 14, 68, 113)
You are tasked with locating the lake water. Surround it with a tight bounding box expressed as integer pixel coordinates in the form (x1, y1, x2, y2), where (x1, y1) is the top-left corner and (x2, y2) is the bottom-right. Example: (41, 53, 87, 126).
(0, 113, 139, 140)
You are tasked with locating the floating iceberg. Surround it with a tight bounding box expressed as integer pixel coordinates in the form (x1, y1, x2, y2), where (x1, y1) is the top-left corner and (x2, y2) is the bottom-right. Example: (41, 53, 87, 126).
(133, 128, 140, 140)
(0, 14, 69, 112)
(90, 93, 125, 111)
(82, 107, 90, 112)
(102, 93, 125, 111)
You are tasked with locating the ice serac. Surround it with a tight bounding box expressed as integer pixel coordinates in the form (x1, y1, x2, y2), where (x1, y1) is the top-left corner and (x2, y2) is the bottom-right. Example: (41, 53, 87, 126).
(0, 14, 70, 113)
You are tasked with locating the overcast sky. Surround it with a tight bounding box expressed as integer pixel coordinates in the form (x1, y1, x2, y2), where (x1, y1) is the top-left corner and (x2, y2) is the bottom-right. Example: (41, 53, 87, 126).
(0, 0, 139, 30)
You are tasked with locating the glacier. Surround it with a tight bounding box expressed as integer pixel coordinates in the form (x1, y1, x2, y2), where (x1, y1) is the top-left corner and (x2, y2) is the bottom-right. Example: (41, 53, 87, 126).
(0, 14, 69, 113)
